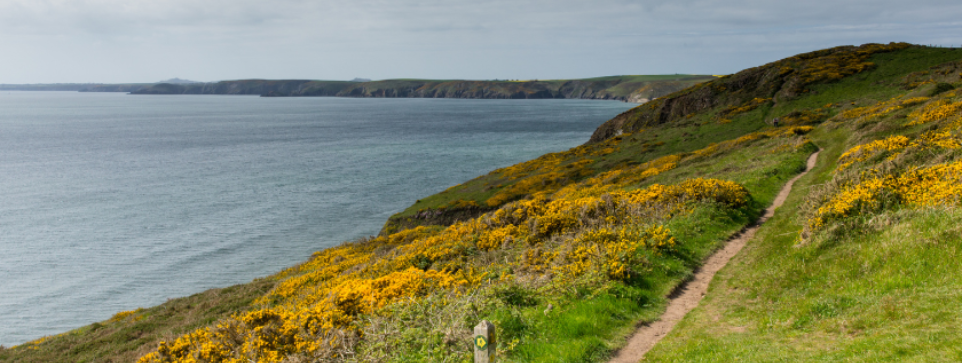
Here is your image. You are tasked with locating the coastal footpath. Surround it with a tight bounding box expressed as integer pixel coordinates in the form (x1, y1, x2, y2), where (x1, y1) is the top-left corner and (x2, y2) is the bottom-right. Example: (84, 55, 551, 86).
(4, 43, 962, 363)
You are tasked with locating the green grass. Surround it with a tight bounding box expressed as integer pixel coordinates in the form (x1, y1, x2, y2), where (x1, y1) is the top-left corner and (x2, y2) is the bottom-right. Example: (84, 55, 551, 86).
(352, 139, 815, 363)
(482, 141, 813, 362)
(645, 160, 962, 362)
(0, 279, 275, 363)
(644, 50, 962, 360)
(771, 47, 962, 114)
(497, 192, 774, 362)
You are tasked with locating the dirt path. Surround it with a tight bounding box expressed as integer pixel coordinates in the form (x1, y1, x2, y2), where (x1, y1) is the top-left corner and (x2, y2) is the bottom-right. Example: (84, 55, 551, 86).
(608, 150, 820, 363)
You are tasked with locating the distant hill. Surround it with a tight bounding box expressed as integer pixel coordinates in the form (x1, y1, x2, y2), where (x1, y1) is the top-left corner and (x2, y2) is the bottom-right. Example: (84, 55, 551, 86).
(0, 78, 197, 92)
(128, 75, 717, 102)
(157, 78, 202, 84)
(0, 83, 147, 92)
(0, 83, 152, 92)
(2, 76, 716, 103)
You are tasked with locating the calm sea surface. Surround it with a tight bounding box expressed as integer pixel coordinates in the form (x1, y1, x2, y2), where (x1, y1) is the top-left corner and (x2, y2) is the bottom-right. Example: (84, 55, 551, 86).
(0, 91, 633, 345)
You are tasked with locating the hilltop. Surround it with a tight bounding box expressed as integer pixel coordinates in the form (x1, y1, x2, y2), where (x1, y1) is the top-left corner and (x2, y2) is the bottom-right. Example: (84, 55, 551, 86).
(3, 43, 962, 363)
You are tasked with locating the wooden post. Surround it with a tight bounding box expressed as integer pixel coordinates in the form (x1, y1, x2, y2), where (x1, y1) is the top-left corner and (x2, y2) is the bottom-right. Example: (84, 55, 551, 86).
(473, 320, 497, 363)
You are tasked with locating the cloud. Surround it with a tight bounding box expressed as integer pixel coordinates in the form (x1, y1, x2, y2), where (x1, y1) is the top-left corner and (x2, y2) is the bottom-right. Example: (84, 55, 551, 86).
(0, 0, 959, 83)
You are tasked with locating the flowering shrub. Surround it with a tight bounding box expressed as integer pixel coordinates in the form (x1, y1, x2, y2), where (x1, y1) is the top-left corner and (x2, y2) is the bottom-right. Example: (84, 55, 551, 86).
(906, 99, 962, 126)
(554, 225, 675, 280)
(836, 135, 912, 170)
(807, 176, 891, 230)
(485, 157, 598, 207)
(808, 161, 962, 231)
(894, 162, 962, 206)
(692, 126, 814, 159)
(806, 90, 962, 236)
(139, 173, 751, 363)
(786, 43, 910, 86)
(838, 97, 930, 123)
(836, 98, 961, 171)
(108, 308, 144, 322)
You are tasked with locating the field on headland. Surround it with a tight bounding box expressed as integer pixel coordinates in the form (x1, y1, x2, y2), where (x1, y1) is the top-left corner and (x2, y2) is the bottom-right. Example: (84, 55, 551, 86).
(3, 43, 962, 363)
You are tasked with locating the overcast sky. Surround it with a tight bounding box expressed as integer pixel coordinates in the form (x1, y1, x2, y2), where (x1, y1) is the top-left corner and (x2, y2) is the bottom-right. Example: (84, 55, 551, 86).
(1, 0, 960, 83)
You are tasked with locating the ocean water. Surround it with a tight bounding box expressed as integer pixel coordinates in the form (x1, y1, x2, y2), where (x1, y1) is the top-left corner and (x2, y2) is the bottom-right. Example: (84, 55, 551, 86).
(0, 91, 634, 346)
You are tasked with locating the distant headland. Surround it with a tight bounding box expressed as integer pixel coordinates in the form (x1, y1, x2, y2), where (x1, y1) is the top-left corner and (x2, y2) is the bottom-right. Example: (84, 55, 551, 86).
(0, 75, 717, 103)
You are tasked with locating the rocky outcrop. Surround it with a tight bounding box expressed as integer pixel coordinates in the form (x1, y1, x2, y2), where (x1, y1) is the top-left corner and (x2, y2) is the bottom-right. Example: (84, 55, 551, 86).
(380, 205, 494, 236)
(588, 43, 912, 143)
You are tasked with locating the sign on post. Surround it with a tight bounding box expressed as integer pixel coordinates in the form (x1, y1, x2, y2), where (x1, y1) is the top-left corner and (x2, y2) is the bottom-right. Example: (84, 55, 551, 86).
(474, 320, 496, 363)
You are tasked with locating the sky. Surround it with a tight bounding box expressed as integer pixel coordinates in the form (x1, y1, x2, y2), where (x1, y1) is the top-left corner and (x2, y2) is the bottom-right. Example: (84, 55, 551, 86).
(1, 0, 960, 83)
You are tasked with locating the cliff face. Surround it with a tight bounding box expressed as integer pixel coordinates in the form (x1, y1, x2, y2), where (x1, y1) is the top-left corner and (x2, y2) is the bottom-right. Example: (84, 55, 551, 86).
(128, 76, 716, 102)
(132, 80, 324, 96)
(0, 83, 149, 92)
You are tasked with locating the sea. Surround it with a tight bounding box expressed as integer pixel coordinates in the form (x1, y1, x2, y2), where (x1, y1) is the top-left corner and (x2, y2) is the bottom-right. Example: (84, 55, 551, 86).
(0, 91, 634, 346)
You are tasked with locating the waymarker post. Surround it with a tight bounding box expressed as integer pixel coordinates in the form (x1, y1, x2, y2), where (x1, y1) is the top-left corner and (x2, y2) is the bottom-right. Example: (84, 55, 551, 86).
(473, 320, 496, 363)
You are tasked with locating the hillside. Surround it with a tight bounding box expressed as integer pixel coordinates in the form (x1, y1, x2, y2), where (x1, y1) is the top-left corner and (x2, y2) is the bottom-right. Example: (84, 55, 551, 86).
(3, 43, 962, 363)
(127, 75, 714, 102)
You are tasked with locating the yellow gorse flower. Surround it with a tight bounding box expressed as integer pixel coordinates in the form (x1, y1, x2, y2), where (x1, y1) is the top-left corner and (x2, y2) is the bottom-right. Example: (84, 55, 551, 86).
(138, 174, 750, 363)
(808, 90, 962, 234)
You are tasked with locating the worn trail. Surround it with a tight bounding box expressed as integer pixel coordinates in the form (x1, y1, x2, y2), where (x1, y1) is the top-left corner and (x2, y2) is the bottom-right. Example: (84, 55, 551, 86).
(608, 150, 820, 363)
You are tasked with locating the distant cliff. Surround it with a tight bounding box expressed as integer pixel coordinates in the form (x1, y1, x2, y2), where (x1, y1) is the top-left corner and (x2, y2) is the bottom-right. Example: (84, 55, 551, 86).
(0, 83, 149, 92)
(127, 75, 716, 102)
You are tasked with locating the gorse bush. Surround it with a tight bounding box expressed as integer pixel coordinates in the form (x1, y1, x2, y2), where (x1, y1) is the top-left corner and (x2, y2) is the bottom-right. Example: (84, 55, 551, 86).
(803, 90, 962, 238)
(138, 177, 751, 363)
(785, 43, 911, 86)
(838, 96, 930, 124)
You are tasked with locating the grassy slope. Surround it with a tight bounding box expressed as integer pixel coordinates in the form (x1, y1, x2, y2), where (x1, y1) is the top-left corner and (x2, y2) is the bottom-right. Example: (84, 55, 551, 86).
(3, 45, 960, 363)
(0, 280, 275, 363)
(389, 45, 961, 229)
(344, 133, 815, 362)
(645, 47, 962, 362)
(483, 141, 816, 363)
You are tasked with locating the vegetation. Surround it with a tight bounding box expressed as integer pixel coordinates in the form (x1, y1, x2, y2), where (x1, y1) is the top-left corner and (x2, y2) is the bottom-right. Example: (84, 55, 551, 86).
(3, 44, 962, 362)
(640, 49, 962, 361)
